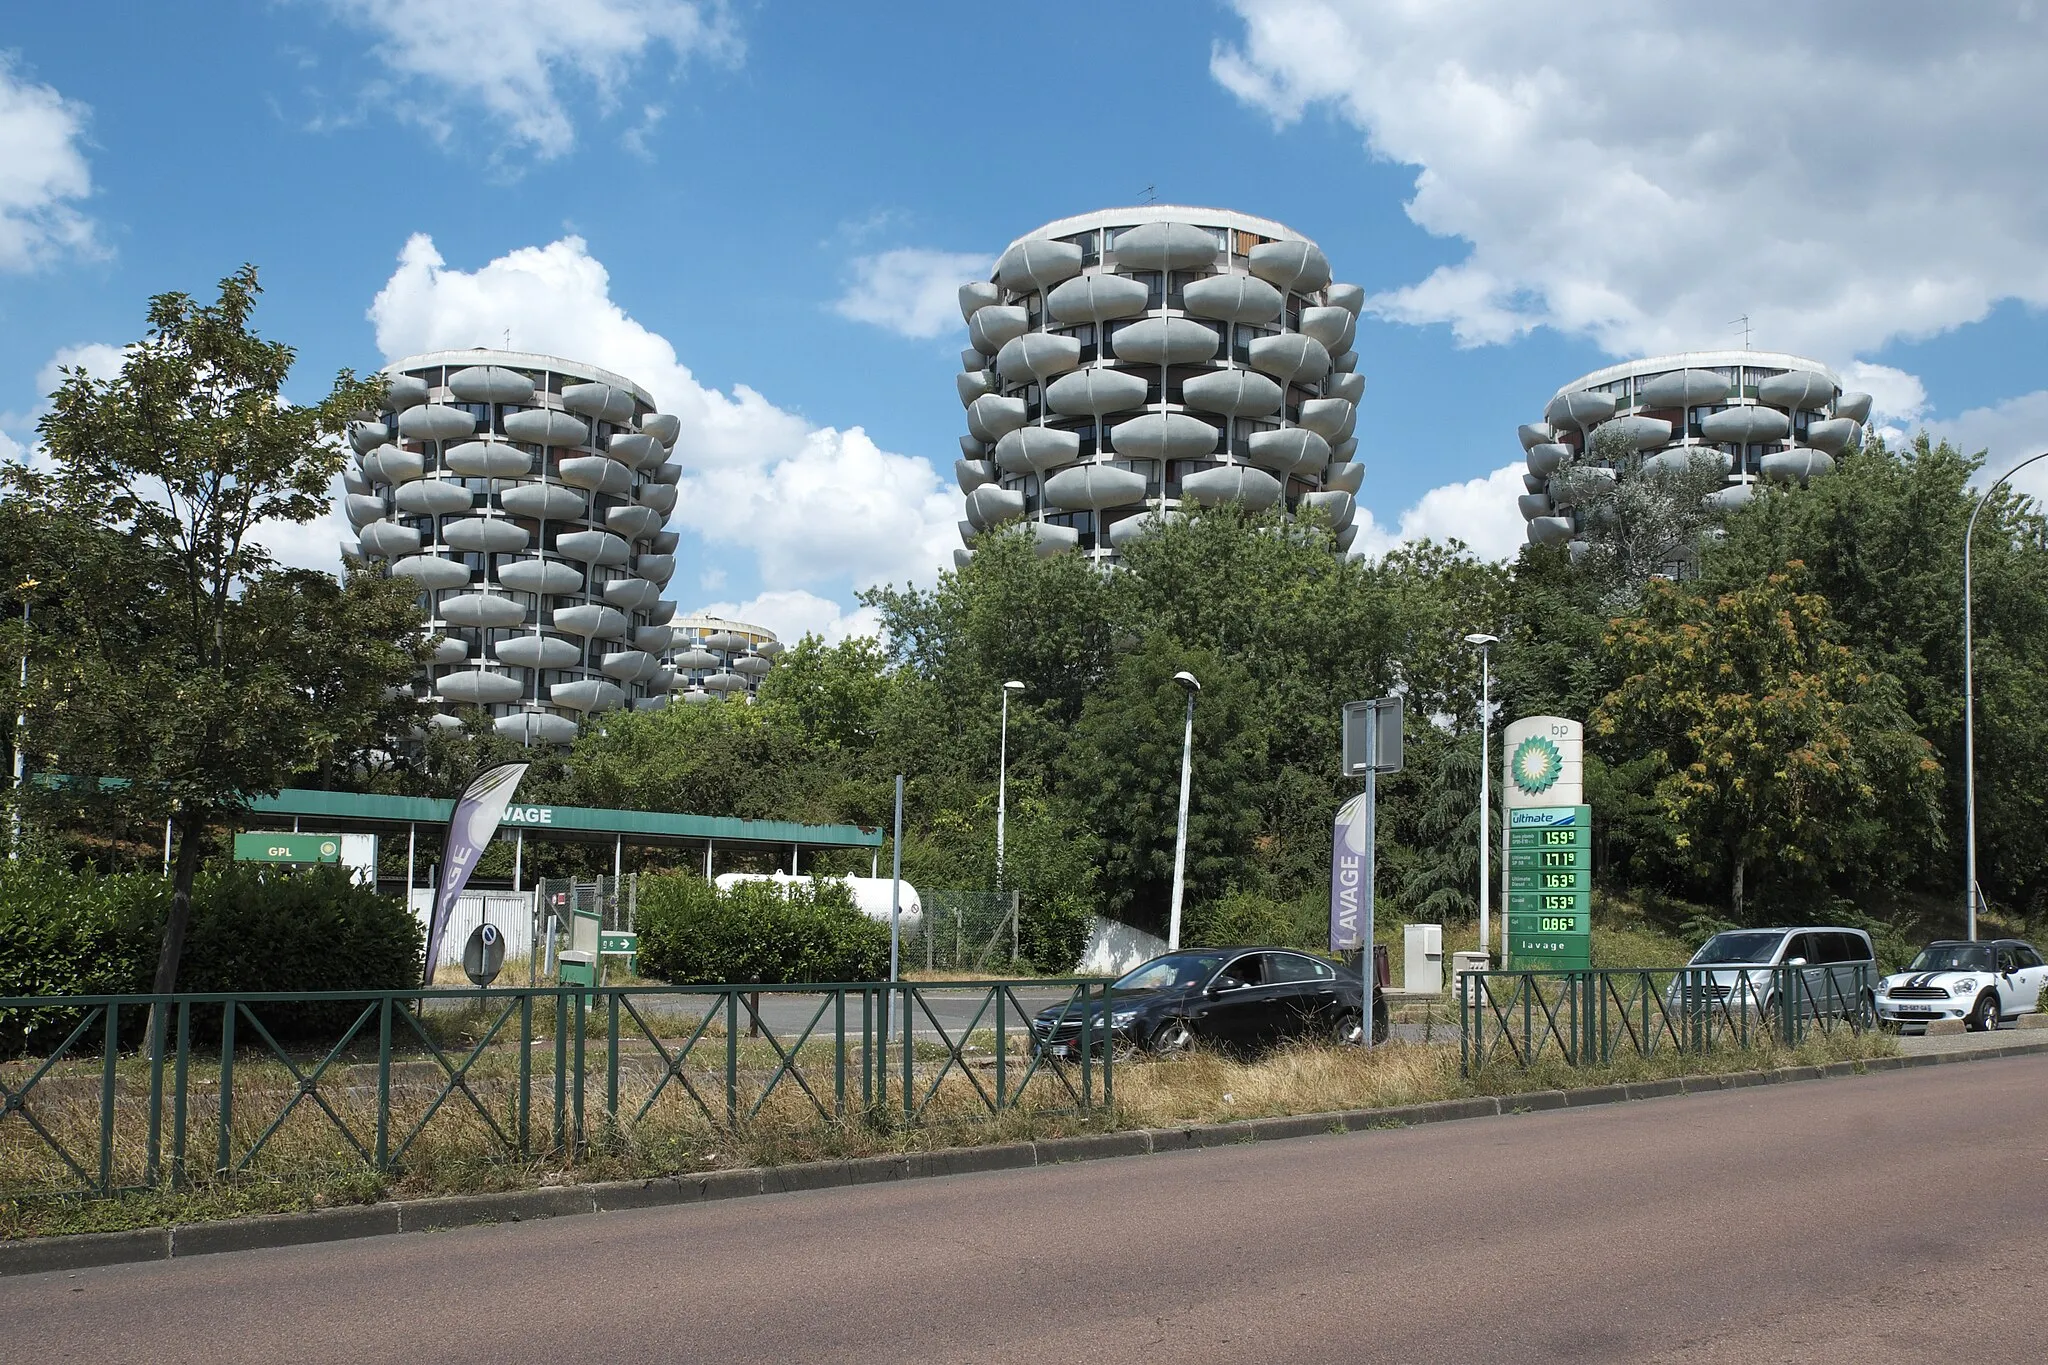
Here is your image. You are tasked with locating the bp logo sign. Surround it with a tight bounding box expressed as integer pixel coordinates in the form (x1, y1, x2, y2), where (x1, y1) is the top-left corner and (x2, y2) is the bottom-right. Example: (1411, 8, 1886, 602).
(1510, 736, 1564, 795)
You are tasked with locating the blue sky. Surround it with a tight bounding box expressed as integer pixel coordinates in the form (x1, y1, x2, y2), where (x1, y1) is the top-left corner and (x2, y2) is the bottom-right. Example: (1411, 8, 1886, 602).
(3, 1, 2046, 642)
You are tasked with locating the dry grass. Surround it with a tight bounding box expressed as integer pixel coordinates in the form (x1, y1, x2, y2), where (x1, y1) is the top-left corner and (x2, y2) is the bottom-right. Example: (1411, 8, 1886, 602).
(0, 1014, 1896, 1241)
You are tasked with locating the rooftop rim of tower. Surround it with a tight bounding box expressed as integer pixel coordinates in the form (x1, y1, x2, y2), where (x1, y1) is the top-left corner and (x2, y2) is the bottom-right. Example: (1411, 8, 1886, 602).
(673, 614, 779, 640)
(1008, 205, 1314, 253)
(1550, 350, 1843, 405)
(381, 348, 657, 410)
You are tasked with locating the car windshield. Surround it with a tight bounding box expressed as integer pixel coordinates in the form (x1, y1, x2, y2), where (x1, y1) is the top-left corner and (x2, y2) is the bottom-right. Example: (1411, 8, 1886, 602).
(1906, 944, 1993, 973)
(1690, 931, 1786, 966)
(1114, 953, 1229, 992)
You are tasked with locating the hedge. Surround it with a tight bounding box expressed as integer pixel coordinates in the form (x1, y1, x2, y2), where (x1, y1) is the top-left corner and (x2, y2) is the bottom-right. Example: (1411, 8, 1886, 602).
(635, 875, 891, 985)
(0, 861, 423, 1050)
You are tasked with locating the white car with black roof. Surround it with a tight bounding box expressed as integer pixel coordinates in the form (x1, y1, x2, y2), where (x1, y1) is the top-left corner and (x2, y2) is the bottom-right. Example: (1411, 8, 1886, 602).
(1874, 939, 2048, 1032)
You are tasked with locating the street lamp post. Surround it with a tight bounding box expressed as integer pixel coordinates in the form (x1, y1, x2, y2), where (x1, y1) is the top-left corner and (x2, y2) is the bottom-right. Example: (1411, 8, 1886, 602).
(995, 680, 1025, 889)
(10, 579, 34, 861)
(1964, 451, 2048, 942)
(1463, 633, 1499, 963)
(1167, 671, 1201, 952)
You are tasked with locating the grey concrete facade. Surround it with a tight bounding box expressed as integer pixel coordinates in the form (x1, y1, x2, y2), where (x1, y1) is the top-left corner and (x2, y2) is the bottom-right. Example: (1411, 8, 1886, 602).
(1517, 350, 1872, 554)
(667, 614, 782, 705)
(954, 207, 1367, 566)
(348, 349, 702, 742)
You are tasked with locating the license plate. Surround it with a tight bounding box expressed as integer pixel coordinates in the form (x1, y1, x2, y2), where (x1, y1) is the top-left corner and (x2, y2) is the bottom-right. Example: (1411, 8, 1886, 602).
(1049, 1044, 1072, 1058)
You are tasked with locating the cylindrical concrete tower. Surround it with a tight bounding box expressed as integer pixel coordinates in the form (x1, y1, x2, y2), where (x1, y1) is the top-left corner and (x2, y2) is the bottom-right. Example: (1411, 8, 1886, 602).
(345, 349, 686, 743)
(668, 614, 783, 705)
(954, 207, 1367, 565)
(1516, 350, 1873, 553)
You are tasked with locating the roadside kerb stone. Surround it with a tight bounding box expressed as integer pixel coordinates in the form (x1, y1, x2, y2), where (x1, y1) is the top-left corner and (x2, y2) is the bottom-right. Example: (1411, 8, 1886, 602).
(1563, 1083, 1631, 1107)
(399, 1186, 596, 1232)
(172, 1204, 400, 1258)
(8, 1044, 2040, 1279)
(0, 1227, 169, 1276)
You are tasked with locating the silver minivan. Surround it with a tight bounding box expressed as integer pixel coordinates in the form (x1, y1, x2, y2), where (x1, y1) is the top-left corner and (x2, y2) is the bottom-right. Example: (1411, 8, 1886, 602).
(1671, 926, 1878, 1018)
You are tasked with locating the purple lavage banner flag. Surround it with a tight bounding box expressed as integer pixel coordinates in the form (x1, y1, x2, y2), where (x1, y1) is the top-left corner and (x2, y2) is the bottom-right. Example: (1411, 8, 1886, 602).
(424, 762, 529, 984)
(1329, 792, 1370, 952)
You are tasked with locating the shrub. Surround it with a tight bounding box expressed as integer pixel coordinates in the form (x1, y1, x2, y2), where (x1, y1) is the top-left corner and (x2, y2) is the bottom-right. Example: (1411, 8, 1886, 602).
(1017, 893, 1092, 974)
(636, 875, 891, 985)
(1183, 889, 1325, 950)
(0, 860, 422, 1050)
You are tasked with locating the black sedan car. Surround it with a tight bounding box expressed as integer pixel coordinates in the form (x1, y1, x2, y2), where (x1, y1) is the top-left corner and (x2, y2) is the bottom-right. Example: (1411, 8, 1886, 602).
(1032, 947, 1389, 1059)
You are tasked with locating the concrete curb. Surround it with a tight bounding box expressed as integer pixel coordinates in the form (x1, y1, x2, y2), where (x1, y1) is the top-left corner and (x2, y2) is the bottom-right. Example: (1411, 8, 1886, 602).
(8, 1037, 2045, 1279)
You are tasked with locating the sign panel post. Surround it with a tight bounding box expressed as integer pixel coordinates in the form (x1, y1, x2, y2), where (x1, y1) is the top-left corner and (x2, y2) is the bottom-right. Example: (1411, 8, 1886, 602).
(1334, 698, 1403, 1045)
(1499, 716, 1590, 970)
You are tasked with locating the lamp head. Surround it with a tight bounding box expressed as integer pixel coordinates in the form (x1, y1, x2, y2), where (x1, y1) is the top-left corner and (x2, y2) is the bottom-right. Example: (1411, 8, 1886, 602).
(1462, 633, 1499, 647)
(1172, 670, 1201, 692)
(1002, 680, 1026, 692)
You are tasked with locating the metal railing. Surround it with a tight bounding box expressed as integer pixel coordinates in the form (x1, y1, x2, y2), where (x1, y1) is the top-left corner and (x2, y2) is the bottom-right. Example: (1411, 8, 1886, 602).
(1459, 964, 1875, 1075)
(0, 979, 1114, 1200)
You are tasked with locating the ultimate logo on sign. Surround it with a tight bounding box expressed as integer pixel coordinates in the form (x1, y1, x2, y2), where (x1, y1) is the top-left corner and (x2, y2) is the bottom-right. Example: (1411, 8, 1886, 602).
(1509, 735, 1563, 795)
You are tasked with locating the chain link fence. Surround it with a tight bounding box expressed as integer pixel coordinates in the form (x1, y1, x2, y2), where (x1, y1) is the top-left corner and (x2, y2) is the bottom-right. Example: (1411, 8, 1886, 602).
(904, 891, 1021, 973)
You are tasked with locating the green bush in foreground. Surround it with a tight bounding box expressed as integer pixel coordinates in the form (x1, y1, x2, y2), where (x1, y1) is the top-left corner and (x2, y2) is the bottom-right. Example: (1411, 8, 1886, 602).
(636, 875, 890, 984)
(0, 860, 421, 1048)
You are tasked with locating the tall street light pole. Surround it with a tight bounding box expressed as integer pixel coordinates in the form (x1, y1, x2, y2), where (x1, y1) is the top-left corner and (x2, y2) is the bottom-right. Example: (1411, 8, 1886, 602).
(1964, 450, 2048, 942)
(995, 680, 1025, 889)
(1464, 633, 1499, 963)
(1167, 670, 1201, 952)
(10, 579, 34, 861)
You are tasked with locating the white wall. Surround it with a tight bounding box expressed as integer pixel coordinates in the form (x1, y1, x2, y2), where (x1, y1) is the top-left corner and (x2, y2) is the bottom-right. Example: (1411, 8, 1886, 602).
(412, 889, 538, 971)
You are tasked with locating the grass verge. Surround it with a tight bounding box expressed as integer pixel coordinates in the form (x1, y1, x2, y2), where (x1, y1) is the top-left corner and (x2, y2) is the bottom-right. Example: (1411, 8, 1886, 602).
(0, 1027, 1894, 1241)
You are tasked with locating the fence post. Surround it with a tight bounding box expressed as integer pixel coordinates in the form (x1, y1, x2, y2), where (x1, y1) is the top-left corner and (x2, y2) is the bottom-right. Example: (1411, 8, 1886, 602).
(216, 1003, 236, 1176)
(834, 988, 847, 1119)
(99, 1002, 118, 1193)
(376, 995, 393, 1171)
(994, 985, 1007, 1112)
(572, 989, 586, 1154)
(1459, 972, 1469, 1077)
(725, 990, 739, 1127)
(518, 993, 533, 1157)
(901, 983, 914, 1122)
(171, 1002, 191, 1187)
(606, 991, 620, 1135)
(145, 999, 167, 1187)
(553, 987, 568, 1155)
(1011, 891, 1019, 965)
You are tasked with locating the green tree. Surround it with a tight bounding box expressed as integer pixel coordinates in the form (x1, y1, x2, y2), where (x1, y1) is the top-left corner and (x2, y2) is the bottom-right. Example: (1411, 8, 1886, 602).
(19, 266, 424, 997)
(1700, 435, 2048, 911)
(1061, 636, 1268, 929)
(1593, 569, 1941, 920)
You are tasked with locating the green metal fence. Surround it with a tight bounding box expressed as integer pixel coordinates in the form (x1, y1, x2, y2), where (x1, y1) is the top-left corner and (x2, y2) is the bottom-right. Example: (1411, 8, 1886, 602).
(1459, 964, 1875, 1075)
(0, 979, 1114, 1200)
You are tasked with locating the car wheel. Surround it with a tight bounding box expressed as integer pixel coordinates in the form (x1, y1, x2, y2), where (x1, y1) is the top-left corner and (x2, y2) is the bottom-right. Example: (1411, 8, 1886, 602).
(1969, 991, 2001, 1032)
(1147, 1019, 1195, 1055)
(1331, 1009, 1365, 1046)
(1373, 998, 1390, 1046)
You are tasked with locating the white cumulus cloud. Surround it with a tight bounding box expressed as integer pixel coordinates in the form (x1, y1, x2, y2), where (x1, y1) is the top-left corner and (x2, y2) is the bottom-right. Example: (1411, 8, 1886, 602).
(35, 342, 125, 394)
(695, 589, 885, 647)
(1919, 391, 2048, 503)
(367, 233, 960, 590)
(833, 248, 990, 340)
(0, 56, 97, 270)
(1351, 462, 1531, 563)
(315, 0, 738, 157)
(1213, 2, 2048, 363)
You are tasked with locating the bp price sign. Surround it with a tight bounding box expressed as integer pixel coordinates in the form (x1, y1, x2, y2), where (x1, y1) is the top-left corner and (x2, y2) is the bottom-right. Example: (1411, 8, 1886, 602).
(1507, 805, 1591, 969)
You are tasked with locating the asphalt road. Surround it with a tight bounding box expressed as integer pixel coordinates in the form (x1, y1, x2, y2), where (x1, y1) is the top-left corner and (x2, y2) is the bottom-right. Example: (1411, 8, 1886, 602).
(7, 1056, 2045, 1363)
